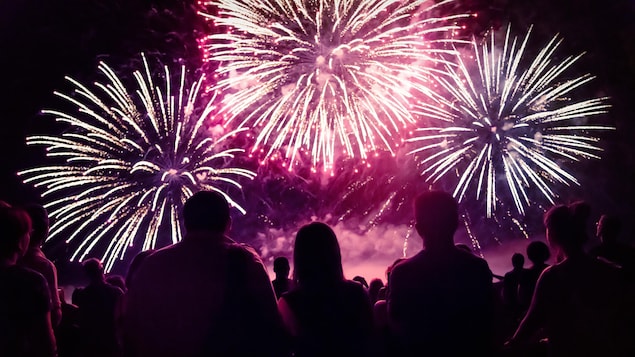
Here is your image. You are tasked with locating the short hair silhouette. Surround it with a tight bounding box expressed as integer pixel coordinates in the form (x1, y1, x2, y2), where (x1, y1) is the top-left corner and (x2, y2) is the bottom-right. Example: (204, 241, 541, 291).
(183, 191, 230, 233)
(82, 257, 104, 282)
(23, 203, 49, 247)
(526, 241, 550, 264)
(293, 222, 343, 285)
(597, 214, 621, 243)
(414, 191, 459, 242)
(512, 253, 525, 269)
(544, 201, 590, 253)
(273, 256, 290, 275)
(0, 206, 32, 258)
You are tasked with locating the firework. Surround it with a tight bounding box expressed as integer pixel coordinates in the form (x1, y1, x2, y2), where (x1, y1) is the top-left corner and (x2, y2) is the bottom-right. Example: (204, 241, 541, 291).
(198, 0, 469, 170)
(19, 55, 256, 271)
(408, 25, 613, 217)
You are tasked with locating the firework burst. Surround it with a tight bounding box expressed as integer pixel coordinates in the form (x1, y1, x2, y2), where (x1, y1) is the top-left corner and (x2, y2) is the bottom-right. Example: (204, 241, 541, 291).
(19, 55, 256, 271)
(408, 25, 613, 218)
(198, 0, 469, 170)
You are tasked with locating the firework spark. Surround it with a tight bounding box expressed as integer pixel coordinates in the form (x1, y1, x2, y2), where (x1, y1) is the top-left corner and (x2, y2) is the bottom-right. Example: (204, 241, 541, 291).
(408, 25, 613, 217)
(198, 0, 469, 170)
(19, 55, 256, 271)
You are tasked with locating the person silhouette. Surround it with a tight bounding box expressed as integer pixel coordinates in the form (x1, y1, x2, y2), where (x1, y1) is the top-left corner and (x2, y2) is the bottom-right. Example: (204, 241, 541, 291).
(272, 256, 294, 299)
(508, 202, 635, 355)
(590, 214, 635, 275)
(518, 241, 551, 313)
(0, 205, 57, 356)
(502, 253, 527, 319)
(277, 222, 373, 357)
(387, 191, 495, 356)
(72, 258, 124, 357)
(123, 191, 287, 357)
(18, 203, 63, 328)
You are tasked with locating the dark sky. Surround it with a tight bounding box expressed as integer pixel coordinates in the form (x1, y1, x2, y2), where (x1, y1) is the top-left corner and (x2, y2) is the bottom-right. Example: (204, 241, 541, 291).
(1, 0, 634, 238)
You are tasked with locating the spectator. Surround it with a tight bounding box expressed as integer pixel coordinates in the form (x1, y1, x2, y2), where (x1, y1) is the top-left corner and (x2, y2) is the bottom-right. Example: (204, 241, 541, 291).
(387, 191, 496, 356)
(272, 256, 294, 299)
(502, 252, 527, 319)
(0, 205, 57, 356)
(56, 288, 81, 357)
(373, 259, 405, 357)
(106, 274, 126, 294)
(518, 241, 551, 312)
(508, 202, 635, 355)
(590, 214, 635, 275)
(19, 203, 63, 327)
(72, 258, 123, 357)
(368, 278, 384, 305)
(277, 222, 373, 357)
(123, 191, 287, 357)
(352, 275, 369, 289)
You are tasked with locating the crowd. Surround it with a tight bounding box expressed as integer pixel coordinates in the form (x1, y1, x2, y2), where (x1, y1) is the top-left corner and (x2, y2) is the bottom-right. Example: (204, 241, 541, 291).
(1, 190, 634, 356)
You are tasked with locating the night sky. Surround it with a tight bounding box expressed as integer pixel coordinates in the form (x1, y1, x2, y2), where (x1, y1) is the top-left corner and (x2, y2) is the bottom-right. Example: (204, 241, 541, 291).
(1, 0, 634, 253)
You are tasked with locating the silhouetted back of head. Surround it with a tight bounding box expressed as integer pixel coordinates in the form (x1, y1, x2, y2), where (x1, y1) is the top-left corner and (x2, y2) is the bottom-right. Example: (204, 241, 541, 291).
(526, 241, 550, 265)
(386, 258, 406, 282)
(183, 191, 230, 233)
(597, 214, 621, 243)
(414, 191, 459, 248)
(23, 203, 49, 247)
(83, 257, 105, 283)
(293, 222, 343, 286)
(511, 253, 525, 269)
(0, 206, 32, 259)
(544, 201, 590, 255)
(273, 256, 290, 276)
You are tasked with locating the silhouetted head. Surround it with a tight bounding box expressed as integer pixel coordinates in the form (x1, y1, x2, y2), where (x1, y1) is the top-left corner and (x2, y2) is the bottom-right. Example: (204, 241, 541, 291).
(511, 253, 525, 269)
(106, 274, 126, 292)
(293, 222, 343, 286)
(22, 203, 49, 248)
(386, 258, 406, 282)
(414, 191, 459, 250)
(368, 278, 384, 303)
(353, 276, 368, 288)
(273, 256, 290, 278)
(82, 257, 105, 283)
(526, 241, 550, 265)
(183, 191, 231, 234)
(544, 201, 591, 257)
(596, 214, 621, 243)
(0, 206, 32, 261)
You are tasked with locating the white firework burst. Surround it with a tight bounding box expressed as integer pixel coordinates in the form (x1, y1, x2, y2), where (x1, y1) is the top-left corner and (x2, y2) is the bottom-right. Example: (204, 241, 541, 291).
(198, 0, 469, 170)
(19, 54, 256, 271)
(408, 25, 613, 217)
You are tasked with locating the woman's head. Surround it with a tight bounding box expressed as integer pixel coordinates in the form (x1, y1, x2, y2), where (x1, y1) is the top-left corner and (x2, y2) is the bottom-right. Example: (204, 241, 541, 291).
(293, 222, 343, 286)
(543, 201, 590, 256)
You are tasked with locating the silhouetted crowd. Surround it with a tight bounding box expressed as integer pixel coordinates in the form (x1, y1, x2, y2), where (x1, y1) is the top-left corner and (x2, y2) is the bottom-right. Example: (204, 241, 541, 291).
(2, 191, 635, 356)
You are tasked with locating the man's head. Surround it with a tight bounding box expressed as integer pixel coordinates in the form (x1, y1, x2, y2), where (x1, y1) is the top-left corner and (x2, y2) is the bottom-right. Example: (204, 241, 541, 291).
(511, 253, 525, 269)
(183, 191, 231, 234)
(526, 241, 550, 265)
(82, 257, 104, 283)
(414, 191, 459, 249)
(273, 256, 290, 278)
(23, 203, 49, 248)
(596, 214, 621, 243)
